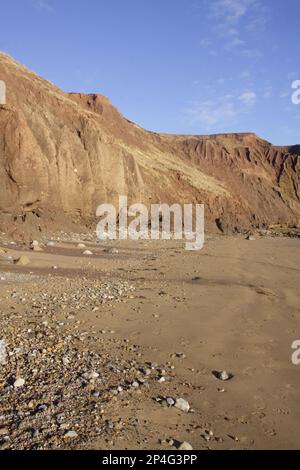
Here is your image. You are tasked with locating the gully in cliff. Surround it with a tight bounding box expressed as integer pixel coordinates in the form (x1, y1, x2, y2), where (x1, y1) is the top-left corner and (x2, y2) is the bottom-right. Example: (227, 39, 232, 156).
(96, 196, 205, 251)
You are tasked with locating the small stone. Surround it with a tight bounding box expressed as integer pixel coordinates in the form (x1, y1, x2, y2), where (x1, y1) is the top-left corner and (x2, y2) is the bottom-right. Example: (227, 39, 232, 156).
(166, 397, 175, 406)
(85, 371, 99, 380)
(14, 378, 25, 388)
(140, 367, 151, 376)
(176, 352, 186, 359)
(64, 430, 78, 439)
(32, 245, 43, 252)
(178, 441, 193, 450)
(78, 243, 86, 249)
(214, 370, 233, 381)
(83, 250, 93, 256)
(14, 256, 30, 266)
(175, 398, 190, 413)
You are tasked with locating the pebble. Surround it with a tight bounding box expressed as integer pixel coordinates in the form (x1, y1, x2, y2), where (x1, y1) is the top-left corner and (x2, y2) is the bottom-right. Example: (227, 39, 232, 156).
(215, 370, 233, 381)
(175, 398, 190, 413)
(166, 397, 175, 406)
(14, 378, 25, 388)
(178, 441, 193, 450)
(64, 430, 78, 439)
(83, 250, 93, 256)
(14, 256, 30, 266)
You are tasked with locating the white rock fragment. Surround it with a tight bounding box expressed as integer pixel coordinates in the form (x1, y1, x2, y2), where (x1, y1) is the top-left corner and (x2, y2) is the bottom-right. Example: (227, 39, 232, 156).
(83, 250, 93, 256)
(215, 370, 233, 381)
(64, 430, 78, 439)
(175, 398, 190, 413)
(0, 339, 7, 365)
(14, 378, 25, 388)
(178, 441, 193, 451)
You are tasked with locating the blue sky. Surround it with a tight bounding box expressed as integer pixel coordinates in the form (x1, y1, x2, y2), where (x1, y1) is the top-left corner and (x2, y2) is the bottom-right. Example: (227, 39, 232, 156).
(0, 0, 299, 144)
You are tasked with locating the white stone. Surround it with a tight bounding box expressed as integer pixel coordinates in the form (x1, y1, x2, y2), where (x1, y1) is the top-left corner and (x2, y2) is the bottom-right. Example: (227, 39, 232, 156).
(14, 378, 25, 388)
(178, 441, 193, 451)
(175, 398, 190, 413)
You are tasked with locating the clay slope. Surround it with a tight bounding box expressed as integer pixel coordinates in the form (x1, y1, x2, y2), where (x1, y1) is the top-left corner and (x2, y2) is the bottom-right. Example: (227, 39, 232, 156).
(0, 52, 299, 233)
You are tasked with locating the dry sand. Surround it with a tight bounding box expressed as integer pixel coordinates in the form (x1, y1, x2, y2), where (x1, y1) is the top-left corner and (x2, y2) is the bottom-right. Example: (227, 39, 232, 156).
(0, 234, 300, 450)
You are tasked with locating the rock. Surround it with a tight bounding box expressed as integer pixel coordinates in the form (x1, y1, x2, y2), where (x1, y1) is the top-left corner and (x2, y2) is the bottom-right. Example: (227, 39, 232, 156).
(175, 398, 190, 412)
(84, 371, 99, 380)
(213, 370, 233, 381)
(0, 428, 9, 436)
(0, 339, 7, 365)
(140, 367, 151, 376)
(14, 256, 30, 266)
(158, 376, 166, 383)
(178, 441, 193, 451)
(246, 235, 255, 241)
(175, 352, 186, 359)
(166, 397, 175, 406)
(32, 245, 43, 252)
(64, 430, 78, 439)
(14, 378, 25, 388)
(83, 250, 93, 256)
(78, 243, 86, 249)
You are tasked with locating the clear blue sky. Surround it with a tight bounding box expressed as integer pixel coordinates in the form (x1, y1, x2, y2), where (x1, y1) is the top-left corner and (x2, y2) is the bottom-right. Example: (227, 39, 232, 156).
(0, 0, 299, 144)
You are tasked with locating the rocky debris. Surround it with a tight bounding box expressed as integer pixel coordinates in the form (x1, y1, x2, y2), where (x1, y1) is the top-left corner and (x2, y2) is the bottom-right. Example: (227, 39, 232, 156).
(213, 370, 233, 381)
(0, 274, 181, 450)
(246, 235, 255, 241)
(14, 256, 30, 266)
(0, 318, 162, 450)
(158, 396, 190, 413)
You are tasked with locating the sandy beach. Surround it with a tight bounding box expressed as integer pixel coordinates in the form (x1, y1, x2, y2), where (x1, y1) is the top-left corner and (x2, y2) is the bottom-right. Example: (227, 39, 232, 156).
(1, 234, 299, 450)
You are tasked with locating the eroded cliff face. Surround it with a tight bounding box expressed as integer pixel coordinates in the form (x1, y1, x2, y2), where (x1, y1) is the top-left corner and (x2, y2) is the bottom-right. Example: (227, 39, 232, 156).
(0, 52, 299, 233)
